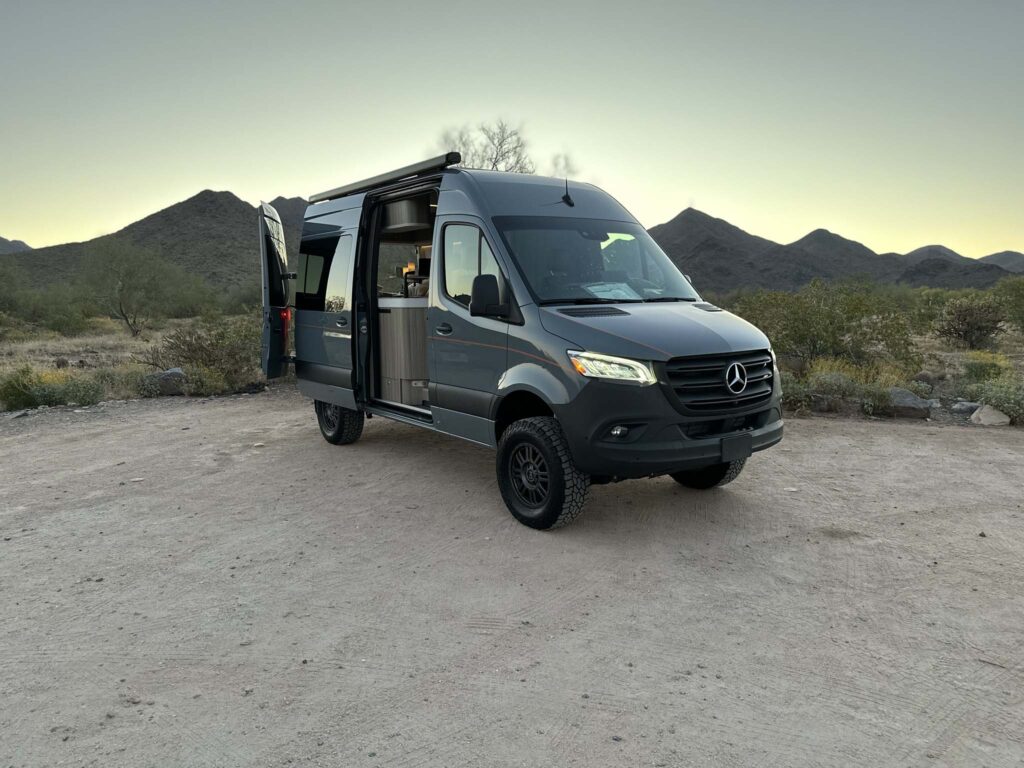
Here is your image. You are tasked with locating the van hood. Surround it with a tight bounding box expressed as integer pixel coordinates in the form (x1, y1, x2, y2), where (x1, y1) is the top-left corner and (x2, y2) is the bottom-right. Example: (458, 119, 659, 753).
(537, 302, 770, 362)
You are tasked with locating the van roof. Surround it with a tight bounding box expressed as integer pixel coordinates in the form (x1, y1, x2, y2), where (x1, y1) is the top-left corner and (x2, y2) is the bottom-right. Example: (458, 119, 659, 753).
(306, 155, 636, 225)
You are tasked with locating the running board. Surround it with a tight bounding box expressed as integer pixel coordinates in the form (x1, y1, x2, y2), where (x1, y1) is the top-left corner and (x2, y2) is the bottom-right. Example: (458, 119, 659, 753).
(365, 400, 434, 426)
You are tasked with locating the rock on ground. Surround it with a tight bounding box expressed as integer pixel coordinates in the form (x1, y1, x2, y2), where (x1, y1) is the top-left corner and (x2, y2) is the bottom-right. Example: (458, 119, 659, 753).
(888, 387, 931, 419)
(141, 367, 187, 397)
(970, 404, 1011, 426)
(952, 401, 981, 415)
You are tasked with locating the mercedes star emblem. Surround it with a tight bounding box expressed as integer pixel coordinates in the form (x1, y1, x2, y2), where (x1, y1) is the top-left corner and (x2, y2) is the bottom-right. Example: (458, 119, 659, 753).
(725, 362, 748, 394)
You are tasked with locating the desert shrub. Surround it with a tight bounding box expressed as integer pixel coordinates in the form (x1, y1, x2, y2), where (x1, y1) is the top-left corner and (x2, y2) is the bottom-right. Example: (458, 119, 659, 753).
(934, 294, 1006, 349)
(994, 276, 1024, 333)
(138, 314, 263, 394)
(0, 366, 40, 410)
(32, 371, 103, 407)
(0, 366, 104, 410)
(961, 375, 1024, 425)
(0, 312, 36, 343)
(92, 366, 147, 400)
(962, 351, 1013, 383)
(806, 371, 860, 399)
(859, 382, 893, 417)
(806, 357, 917, 388)
(730, 279, 918, 367)
(182, 365, 230, 396)
(779, 370, 811, 412)
(904, 380, 932, 398)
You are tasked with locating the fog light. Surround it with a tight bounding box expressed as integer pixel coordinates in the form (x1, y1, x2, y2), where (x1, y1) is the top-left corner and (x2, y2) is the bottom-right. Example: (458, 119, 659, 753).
(610, 425, 629, 438)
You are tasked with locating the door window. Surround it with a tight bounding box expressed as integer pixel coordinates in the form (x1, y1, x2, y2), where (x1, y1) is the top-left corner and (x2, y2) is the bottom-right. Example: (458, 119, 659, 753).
(325, 235, 353, 312)
(443, 224, 506, 308)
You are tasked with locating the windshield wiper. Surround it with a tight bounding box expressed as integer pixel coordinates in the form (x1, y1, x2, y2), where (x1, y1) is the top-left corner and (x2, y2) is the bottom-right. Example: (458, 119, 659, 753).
(644, 296, 698, 303)
(539, 297, 643, 306)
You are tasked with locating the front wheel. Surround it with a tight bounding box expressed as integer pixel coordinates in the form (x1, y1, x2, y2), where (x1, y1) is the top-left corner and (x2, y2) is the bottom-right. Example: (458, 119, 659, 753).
(496, 417, 589, 530)
(314, 400, 364, 445)
(670, 459, 746, 489)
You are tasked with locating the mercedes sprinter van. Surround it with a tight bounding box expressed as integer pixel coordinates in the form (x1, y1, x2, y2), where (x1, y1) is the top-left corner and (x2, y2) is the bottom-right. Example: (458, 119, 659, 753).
(259, 153, 782, 529)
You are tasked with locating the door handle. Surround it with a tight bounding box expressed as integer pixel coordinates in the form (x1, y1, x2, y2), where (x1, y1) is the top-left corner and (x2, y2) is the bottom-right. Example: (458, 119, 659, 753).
(435, 322, 453, 336)
(336, 318, 348, 327)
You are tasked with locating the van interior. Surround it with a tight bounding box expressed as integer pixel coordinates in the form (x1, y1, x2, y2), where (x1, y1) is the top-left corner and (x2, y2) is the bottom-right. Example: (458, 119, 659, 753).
(369, 189, 437, 413)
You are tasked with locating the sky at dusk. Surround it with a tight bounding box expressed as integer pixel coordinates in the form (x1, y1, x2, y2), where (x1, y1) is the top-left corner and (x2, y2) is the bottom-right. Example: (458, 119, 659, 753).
(1, 0, 1021, 257)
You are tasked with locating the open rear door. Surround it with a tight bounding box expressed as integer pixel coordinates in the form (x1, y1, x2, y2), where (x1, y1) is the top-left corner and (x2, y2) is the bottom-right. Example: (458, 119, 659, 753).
(259, 202, 292, 378)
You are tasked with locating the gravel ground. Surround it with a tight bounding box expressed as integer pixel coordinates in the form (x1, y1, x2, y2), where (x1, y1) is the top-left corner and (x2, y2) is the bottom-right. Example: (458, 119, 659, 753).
(1, 387, 1022, 767)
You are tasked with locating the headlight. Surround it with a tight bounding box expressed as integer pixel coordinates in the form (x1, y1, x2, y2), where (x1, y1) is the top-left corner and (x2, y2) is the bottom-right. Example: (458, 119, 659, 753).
(567, 351, 656, 385)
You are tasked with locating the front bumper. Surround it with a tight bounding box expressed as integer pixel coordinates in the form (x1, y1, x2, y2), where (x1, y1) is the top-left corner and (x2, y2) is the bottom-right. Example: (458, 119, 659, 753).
(554, 376, 783, 479)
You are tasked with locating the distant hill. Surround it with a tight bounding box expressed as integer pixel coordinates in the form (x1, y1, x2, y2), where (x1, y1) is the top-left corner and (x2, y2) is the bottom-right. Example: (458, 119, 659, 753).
(0, 236, 32, 255)
(895, 257, 1013, 289)
(2, 191, 307, 292)
(648, 208, 1013, 292)
(2, 195, 1017, 295)
(980, 250, 1024, 273)
(899, 244, 974, 267)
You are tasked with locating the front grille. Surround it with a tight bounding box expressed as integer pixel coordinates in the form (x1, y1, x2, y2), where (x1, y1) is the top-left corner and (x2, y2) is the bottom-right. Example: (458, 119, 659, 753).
(664, 349, 774, 413)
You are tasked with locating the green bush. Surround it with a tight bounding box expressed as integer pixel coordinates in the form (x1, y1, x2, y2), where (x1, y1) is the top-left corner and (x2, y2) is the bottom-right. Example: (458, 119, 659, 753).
(994, 276, 1024, 333)
(0, 366, 104, 410)
(730, 279, 919, 367)
(138, 314, 263, 394)
(182, 365, 231, 396)
(32, 375, 104, 407)
(934, 294, 1006, 349)
(0, 366, 40, 410)
(962, 375, 1024, 425)
(806, 371, 860, 399)
(859, 382, 893, 417)
(779, 370, 811, 412)
(962, 351, 1013, 383)
(92, 366, 147, 399)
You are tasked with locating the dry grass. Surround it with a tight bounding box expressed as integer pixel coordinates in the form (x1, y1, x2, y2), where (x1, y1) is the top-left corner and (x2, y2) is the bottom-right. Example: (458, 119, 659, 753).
(916, 327, 1024, 379)
(0, 318, 195, 376)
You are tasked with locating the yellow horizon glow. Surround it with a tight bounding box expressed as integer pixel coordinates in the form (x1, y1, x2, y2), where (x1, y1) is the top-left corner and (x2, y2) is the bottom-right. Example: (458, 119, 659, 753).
(1, 1, 1021, 259)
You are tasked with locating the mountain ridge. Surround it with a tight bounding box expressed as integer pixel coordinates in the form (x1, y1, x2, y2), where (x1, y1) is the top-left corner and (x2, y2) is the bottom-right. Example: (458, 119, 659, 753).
(0, 195, 1016, 294)
(648, 210, 1013, 292)
(0, 235, 32, 255)
(2, 191, 307, 292)
(979, 250, 1024, 273)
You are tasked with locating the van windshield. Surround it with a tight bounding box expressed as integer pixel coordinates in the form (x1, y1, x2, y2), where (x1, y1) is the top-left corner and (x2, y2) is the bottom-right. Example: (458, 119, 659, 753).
(493, 216, 699, 305)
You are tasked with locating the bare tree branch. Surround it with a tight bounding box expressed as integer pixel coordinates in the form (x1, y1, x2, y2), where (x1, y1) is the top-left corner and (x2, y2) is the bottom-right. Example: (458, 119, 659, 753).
(439, 120, 537, 174)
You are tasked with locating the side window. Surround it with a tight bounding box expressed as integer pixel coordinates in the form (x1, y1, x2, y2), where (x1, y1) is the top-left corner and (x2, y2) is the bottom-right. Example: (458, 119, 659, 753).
(295, 235, 339, 311)
(443, 224, 506, 308)
(325, 235, 353, 312)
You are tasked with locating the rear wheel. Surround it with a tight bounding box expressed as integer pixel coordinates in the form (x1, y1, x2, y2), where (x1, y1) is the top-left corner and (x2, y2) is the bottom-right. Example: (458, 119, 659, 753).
(497, 417, 589, 530)
(670, 459, 746, 489)
(314, 400, 364, 445)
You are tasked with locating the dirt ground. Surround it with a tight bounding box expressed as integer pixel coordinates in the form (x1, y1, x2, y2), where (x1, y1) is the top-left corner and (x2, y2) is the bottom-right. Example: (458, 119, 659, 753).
(1, 387, 1022, 767)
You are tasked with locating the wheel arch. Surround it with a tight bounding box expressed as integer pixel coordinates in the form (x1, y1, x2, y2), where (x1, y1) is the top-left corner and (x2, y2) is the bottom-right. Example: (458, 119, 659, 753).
(493, 389, 554, 443)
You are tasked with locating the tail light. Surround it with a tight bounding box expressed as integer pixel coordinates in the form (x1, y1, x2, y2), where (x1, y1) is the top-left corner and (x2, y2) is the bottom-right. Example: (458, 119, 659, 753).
(280, 307, 291, 355)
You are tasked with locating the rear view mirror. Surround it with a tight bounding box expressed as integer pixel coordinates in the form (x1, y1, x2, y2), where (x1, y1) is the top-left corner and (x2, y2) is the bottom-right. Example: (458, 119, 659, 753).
(470, 274, 509, 318)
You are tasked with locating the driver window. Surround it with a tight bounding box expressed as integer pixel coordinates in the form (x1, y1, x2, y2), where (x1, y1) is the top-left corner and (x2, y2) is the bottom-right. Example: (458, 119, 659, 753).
(444, 224, 507, 308)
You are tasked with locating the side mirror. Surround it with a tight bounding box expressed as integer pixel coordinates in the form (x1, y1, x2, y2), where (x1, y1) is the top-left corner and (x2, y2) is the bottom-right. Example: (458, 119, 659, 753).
(469, 274, 509, 318)
(684, 274, 692, 283)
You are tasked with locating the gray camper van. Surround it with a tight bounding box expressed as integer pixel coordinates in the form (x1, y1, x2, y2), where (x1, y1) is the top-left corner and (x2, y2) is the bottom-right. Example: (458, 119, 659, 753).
(260, 153, 782, 529)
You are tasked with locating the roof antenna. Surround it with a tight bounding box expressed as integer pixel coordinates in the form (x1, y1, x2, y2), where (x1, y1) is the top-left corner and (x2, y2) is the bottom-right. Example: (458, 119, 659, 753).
(562, 177, 575, 207)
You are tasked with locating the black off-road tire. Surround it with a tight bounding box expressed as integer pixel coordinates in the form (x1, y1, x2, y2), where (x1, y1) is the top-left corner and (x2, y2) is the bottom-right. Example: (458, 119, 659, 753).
(670, 459, 746, 490)
(314, 400, 364, 445)
(496, 417, 590, 530)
